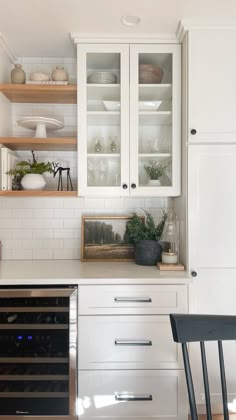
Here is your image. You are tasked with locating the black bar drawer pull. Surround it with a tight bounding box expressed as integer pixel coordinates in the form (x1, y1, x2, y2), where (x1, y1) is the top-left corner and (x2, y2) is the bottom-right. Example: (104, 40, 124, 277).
(114, 297, 152, 303)
(115, 393, 152, 401)
(115, 339, 152, 346)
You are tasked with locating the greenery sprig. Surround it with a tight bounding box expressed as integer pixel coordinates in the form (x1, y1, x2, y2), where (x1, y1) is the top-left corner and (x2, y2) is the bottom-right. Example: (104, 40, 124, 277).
(144, 160, 168, 180)
(125, 210, 167, 244)
(7, 151, 54, 178)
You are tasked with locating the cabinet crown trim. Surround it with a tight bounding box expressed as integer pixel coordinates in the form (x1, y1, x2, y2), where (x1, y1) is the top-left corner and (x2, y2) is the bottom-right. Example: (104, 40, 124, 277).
(177, 19, 236, 42)
(71, 32, 178, 44)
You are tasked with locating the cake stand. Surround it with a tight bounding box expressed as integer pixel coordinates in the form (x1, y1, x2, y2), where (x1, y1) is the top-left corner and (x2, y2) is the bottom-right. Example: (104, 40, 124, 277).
(16, 116, 64, 138)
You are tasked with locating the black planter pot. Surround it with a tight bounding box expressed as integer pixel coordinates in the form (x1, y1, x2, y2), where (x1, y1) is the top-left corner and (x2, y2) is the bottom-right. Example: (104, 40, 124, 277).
(135, 240, 162, 266)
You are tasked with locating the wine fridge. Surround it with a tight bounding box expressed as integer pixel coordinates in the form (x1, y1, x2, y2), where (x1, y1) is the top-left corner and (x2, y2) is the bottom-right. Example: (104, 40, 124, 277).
(0, 287, 77, 419)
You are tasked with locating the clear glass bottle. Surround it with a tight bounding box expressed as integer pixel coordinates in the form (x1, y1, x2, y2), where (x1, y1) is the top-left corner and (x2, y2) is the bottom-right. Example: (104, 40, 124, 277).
(110, 136, 117, 153)
(94, 138, 103, 153)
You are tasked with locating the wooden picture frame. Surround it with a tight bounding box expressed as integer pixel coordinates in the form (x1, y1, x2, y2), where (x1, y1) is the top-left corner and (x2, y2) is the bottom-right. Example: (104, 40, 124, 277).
(81, 215, 143, 262)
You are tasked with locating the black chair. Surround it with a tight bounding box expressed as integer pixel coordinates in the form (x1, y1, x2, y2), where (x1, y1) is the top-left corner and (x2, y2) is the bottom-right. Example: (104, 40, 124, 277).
(170, 314, 236, 420)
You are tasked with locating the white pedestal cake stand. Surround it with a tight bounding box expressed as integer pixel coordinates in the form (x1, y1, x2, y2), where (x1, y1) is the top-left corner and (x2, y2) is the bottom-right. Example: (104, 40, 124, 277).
(16, 116, 64, 138)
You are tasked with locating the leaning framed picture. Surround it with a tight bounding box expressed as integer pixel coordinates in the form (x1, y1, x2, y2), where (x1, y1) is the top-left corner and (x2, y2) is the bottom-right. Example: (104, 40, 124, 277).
(81, 215, 143, 262)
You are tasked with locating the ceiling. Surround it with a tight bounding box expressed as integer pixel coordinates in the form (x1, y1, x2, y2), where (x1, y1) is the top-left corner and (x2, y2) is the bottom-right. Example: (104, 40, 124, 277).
(0, 0, 236, 58)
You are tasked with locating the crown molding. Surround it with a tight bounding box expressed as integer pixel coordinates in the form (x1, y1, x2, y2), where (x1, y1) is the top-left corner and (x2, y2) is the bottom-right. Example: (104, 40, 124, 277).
(71, 32, 178, 44)
(0, 33, 17, 63)
(176, 19, 236, 42)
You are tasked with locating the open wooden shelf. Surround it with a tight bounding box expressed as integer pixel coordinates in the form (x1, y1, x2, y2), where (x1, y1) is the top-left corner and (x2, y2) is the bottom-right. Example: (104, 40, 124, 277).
(0, 191, 77, 196)
(0, 84, 77, 104)
(0, 136, 77, 151)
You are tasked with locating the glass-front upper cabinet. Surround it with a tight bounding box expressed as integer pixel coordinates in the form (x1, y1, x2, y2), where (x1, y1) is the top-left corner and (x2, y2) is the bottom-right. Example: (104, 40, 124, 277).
(77, 43, 180, 196)
(77, 44, 130, 196)
(130, 44, 181, 196)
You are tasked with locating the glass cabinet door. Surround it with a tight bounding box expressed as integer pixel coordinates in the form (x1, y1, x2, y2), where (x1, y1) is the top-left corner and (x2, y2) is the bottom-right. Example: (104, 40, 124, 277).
(77, 44, 129, 196)
(129, 44, 181, 196)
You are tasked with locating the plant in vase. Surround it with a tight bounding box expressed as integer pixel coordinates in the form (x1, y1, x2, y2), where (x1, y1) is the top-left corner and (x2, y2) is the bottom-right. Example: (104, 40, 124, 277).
(144, 160, 168, 186)
(7, 151, 54, 190)
(125, 210, 167, 265)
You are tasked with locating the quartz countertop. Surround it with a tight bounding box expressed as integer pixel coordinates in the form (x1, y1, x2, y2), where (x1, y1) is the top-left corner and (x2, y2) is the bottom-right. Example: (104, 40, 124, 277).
(0, 260, 189, 285)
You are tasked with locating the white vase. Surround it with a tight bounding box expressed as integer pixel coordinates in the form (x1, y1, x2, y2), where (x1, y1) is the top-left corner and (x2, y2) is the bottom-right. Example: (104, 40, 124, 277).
(51, 66, 68, 81)
(21, 174, 46, 190)
(148, 179, 161, 186)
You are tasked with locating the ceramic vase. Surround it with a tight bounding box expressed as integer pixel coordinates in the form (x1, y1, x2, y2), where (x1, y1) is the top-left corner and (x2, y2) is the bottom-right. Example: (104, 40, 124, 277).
(148, 179, 161, 186)
(11, 64, 26, 84)
(135, 240, 162, 266)
(51, 66, 68, 81)
(21, 174, 46, 190)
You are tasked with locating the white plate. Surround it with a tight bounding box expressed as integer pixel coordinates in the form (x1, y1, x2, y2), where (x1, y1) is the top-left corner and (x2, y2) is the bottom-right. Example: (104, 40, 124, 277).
(139, 101, 162, 111)
(103, 101, 120, 111)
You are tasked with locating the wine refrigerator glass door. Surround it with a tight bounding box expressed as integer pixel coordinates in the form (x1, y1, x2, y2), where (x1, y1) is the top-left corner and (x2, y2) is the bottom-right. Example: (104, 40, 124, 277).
(0, 287, 77, 419)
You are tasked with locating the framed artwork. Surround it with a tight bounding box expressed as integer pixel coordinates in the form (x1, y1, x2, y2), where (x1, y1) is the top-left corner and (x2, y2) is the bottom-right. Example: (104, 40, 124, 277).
(81, 215, 143, 262)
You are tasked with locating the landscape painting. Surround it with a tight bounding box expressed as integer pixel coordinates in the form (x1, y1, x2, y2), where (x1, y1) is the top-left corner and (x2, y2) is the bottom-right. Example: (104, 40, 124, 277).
(81, 216, 136, 261)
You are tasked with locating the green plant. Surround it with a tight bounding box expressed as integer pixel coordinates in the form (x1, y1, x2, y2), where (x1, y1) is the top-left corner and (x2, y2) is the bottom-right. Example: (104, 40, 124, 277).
(144, 160, 168, 180)
(125, 210, 167, 244)
(7, 151, 54, 178)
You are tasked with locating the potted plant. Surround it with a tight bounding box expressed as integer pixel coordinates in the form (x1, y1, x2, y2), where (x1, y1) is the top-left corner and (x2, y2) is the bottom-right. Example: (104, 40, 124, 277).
(144, 160, 168, 186)
(125, 210, 167, 265)
(7, 151, 54, 190)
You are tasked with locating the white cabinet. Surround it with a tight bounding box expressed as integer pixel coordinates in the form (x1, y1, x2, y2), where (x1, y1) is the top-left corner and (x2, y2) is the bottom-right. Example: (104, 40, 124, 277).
(78, 283, 188, 420)
(76, 42, 181, 197)
(186, 28, 236, 143)
(188, 144, 236, 269)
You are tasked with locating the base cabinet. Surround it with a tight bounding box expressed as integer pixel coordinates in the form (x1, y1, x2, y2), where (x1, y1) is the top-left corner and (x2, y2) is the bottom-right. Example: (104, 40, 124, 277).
(78, 284, 188, 419)
(78, 370, 186, 420)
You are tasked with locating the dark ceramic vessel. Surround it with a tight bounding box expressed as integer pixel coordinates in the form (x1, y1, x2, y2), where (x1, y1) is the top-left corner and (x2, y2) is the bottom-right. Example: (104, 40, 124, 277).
(135, 240, 162, 266)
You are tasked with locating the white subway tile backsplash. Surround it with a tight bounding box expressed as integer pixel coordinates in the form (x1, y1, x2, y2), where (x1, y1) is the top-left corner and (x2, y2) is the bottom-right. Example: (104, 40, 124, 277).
(12, 249, 33, 260)
(33, 229, 54, 239)
(53, 248, 74, 260)
(3, 240, 22, 250)
(12, 229, 33, 239)
(43, 239, 64, 249)
(23, 239, 43, 249)
(1, 198, 22, 209)
(63, 219, 80, 229)
(33, 249, 53, 260)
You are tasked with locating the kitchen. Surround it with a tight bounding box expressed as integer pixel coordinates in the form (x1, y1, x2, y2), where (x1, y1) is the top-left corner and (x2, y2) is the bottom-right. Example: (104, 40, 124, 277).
(0, 0, 236, 419)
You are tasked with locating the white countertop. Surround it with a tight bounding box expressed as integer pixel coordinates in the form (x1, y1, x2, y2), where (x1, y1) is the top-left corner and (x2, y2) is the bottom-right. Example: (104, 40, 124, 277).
(0, 260, 189, 285)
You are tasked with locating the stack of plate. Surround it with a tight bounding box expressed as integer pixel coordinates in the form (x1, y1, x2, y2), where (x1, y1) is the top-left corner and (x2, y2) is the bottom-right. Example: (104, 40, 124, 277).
(87, 71, 117, 84)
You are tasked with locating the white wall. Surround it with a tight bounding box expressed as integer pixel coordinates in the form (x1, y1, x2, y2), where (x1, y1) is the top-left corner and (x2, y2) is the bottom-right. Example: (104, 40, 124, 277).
(0, 56, 173, 260)
(0, 38, 12, 136)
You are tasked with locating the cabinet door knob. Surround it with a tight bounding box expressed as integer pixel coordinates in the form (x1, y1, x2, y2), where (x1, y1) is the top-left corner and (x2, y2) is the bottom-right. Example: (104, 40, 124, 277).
(191, 129, 197, 135)
(131, 183, 136, 189)
(122, 183, 128, 190)
(191, 270, 197, 277)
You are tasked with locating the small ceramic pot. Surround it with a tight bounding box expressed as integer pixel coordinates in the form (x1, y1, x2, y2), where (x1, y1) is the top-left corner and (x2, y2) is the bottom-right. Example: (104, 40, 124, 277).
(148, 179, 161, 186)
(21, 174, 46, 190)
(135, 240, 162, 266)
(30, 72, 50, 81)
(162, 251, 178, 264)
(52, 66, 68, 81)
(11, 64, 26, 84)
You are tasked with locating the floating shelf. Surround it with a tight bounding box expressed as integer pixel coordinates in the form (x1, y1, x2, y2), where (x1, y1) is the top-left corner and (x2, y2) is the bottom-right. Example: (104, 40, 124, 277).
(0, 84, 77, 104)
(0, 137, 77, 151)
(0, 191, 77, 197)
(138, 153, 171, 158)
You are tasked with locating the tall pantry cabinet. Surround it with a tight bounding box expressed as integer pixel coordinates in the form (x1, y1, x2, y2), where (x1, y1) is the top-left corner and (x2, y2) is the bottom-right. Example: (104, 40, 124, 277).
(177, 22, 236, 409)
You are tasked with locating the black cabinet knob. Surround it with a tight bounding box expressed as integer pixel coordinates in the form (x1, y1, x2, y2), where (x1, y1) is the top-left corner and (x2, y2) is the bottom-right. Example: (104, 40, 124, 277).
(191, 129, 197, 135)
(191, 270, 197, 278)
(122, 183, 128, 190)
(131, 183, 136, 189)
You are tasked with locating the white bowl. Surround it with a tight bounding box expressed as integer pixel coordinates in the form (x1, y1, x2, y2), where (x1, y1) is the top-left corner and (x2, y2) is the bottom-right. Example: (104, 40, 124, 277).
(103, 101, 120, 111)
(139, 101, 162, 111)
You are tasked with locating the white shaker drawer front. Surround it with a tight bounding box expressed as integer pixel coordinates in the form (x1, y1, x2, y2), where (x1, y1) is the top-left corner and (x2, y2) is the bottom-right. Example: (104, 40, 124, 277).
(79, 285, 187, 315)
(78, 370, 187, 420)
(79, 315, 182, 369)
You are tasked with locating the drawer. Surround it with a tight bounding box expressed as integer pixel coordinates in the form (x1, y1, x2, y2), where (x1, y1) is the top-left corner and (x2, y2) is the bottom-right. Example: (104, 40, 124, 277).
(78, 370, 187, 420)
(79, 285, 187, 315)
(79, 315, 182, 370)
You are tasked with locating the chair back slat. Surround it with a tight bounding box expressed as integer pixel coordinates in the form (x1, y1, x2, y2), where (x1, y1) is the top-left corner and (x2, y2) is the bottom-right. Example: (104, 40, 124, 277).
(170, 314, 235, 419)
(182, 343, 198, 420)
(218, 341, 229, 420)
(200, 341, 212, 420)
